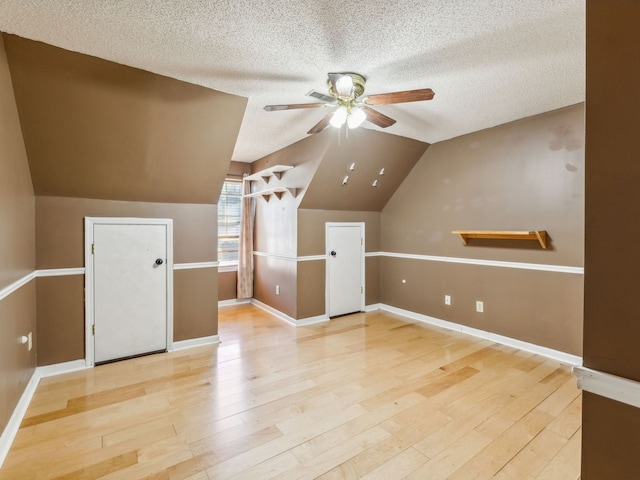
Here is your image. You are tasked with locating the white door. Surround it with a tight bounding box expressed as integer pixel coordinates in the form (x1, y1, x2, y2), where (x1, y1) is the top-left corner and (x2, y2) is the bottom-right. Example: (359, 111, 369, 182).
(326, 223, 365, 317)
(86, 218, 173, 365)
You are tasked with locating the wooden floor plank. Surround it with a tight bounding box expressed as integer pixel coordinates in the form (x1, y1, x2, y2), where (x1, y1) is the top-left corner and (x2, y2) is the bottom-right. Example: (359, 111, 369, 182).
(0, 305, 581, 479)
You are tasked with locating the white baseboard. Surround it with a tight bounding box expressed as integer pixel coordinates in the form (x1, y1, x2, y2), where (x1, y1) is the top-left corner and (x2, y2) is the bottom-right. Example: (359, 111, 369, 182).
(364, 303, 381, 312)
(251, 299, 298, 326)
(0, 368, 39, 468)
(37, 359, 88, 378)
(171, 336, 220, 350)
(296, 314, 330, 326)
(377, 304, 582, 366)
(218, 298, 251, 308)
(250, 299, 329, 327)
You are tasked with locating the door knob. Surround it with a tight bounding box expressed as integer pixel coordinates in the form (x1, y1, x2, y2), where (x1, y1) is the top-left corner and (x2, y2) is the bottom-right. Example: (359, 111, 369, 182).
(330, 251, 337, 257)
(155, 258, 164, 265)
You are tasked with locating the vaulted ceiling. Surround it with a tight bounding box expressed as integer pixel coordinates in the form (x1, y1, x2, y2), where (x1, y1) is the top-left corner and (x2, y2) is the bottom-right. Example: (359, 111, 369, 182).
(0, 1, 585, 163)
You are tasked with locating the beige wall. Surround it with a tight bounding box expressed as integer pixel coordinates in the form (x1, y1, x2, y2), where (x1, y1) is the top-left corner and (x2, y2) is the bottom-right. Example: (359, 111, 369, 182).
(252, 129, 425, 319)
(35, 196, 219, 365)
(36, 197, 217, 268)
(254, 255, 297, 318)
(382, 105, 584, 266)
(251, 134, 331, 314)
(4, 34, 247, 205)
(380, 104, 584, 355)
(300, 129, 428, 211)
(0, 34, 36, 437)
(218, 271, 238, 301)
(582, 1, 640, 477)
(2, 35, 245, 367)
(295, 209, 382, 318)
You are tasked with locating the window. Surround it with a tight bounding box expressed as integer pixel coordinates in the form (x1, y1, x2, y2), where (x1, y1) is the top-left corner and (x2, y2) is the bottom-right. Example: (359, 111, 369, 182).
(218, 180, 242, 263)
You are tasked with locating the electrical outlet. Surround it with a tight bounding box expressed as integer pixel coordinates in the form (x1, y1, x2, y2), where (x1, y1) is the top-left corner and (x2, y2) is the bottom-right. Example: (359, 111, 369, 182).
(28, 332, 32, 351)
(276, 285, 280, 295)
(476, 301, 484, 313)
(444, 295, 451, 306)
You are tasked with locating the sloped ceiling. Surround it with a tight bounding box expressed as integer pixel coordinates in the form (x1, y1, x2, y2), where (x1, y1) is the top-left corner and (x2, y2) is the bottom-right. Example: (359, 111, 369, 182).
(4, 35, 247, 204)
(300, 129, 428, 211)
(0, 1, 585, 163)
(249, 128, 428, 212)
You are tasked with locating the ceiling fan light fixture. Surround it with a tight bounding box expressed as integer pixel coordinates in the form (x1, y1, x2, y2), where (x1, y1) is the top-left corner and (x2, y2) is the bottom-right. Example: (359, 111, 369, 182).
(347, 107, 366, 129)
(330, 106, 348, 128)
(334, 75, 354, 99)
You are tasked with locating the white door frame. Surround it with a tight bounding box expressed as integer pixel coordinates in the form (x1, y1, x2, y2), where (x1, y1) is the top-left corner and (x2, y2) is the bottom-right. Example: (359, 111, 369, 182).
(84, 217, 174, 367)
(325, 222, 365, 317)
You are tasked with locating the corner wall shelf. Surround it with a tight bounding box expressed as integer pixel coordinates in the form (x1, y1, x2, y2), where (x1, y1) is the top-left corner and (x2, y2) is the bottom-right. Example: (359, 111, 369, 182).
(245, 165, 293, 183)
(244, 187, 298, 201)
(244, 165, 296, 201)
(452, 230, 547, 249)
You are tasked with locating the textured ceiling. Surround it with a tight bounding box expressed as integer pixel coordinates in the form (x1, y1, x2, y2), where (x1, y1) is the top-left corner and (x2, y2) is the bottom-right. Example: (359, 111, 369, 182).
(0, 1, 585, 163)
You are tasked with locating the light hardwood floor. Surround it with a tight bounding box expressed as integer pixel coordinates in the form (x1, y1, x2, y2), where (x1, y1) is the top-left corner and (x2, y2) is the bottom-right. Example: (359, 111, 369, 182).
(0, 305, 582, 479)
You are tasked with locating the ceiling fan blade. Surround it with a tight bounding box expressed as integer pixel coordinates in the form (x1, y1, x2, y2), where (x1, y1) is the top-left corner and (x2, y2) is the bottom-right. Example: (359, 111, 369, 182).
(362, 107, 396, 128)
(307, 112, 334, 134)
(264, 103, 329, 111)
(363, 88, 435, 106)
(306, 89, 337, 104)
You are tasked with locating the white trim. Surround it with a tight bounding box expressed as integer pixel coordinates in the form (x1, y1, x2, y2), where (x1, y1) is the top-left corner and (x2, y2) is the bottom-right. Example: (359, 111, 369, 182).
(0, 368, 39, 468)
(573, 366, 640, 409)
(37, 360, 88, 378)
(252, 250, 583, 275)
(252, 251, 326, 263)
(326, 222, 366, 318)
(251, 299, 297, 326)
(84, 217, 174, 367)
(0, 272, 36, 302)
(1, 268, 88, 303)
(364, 303, 381, 312)
(36, 267, 85, 277)
(378, 251, 583, 275)
(218, 265, 238, 273)
(251, 299, 329, 326)
(377, 304, 582, 366)
(173, 261, 218, 270)
(171, 335, 220, 351)
(218, 298, 251, 308)
(253, 251, 297, 262)
(296, 314, 330, 326)
(297, 255, 326, 262)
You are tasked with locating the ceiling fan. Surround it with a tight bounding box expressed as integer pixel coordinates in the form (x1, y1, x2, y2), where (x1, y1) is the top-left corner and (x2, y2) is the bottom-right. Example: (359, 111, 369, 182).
(264, 72, 435, 135)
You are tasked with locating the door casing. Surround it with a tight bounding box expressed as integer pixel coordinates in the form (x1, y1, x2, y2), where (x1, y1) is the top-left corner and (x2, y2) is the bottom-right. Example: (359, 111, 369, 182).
(84, 217, 174, 367)
(325, 222, 365, 318)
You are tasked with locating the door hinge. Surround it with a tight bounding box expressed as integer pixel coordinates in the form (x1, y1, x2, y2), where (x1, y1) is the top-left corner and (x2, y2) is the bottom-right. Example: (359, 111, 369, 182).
(91, 243, 95, 255)
(361, 286, 363, 294)
(361, 238, 363, 246)
(92, 324, 95, 335)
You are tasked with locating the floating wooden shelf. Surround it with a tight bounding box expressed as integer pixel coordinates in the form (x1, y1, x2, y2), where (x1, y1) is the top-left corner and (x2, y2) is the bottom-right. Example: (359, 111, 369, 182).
(244, 187, 297, 201)
(245, 165, 293, 183)
(452, 230, 547, 249)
